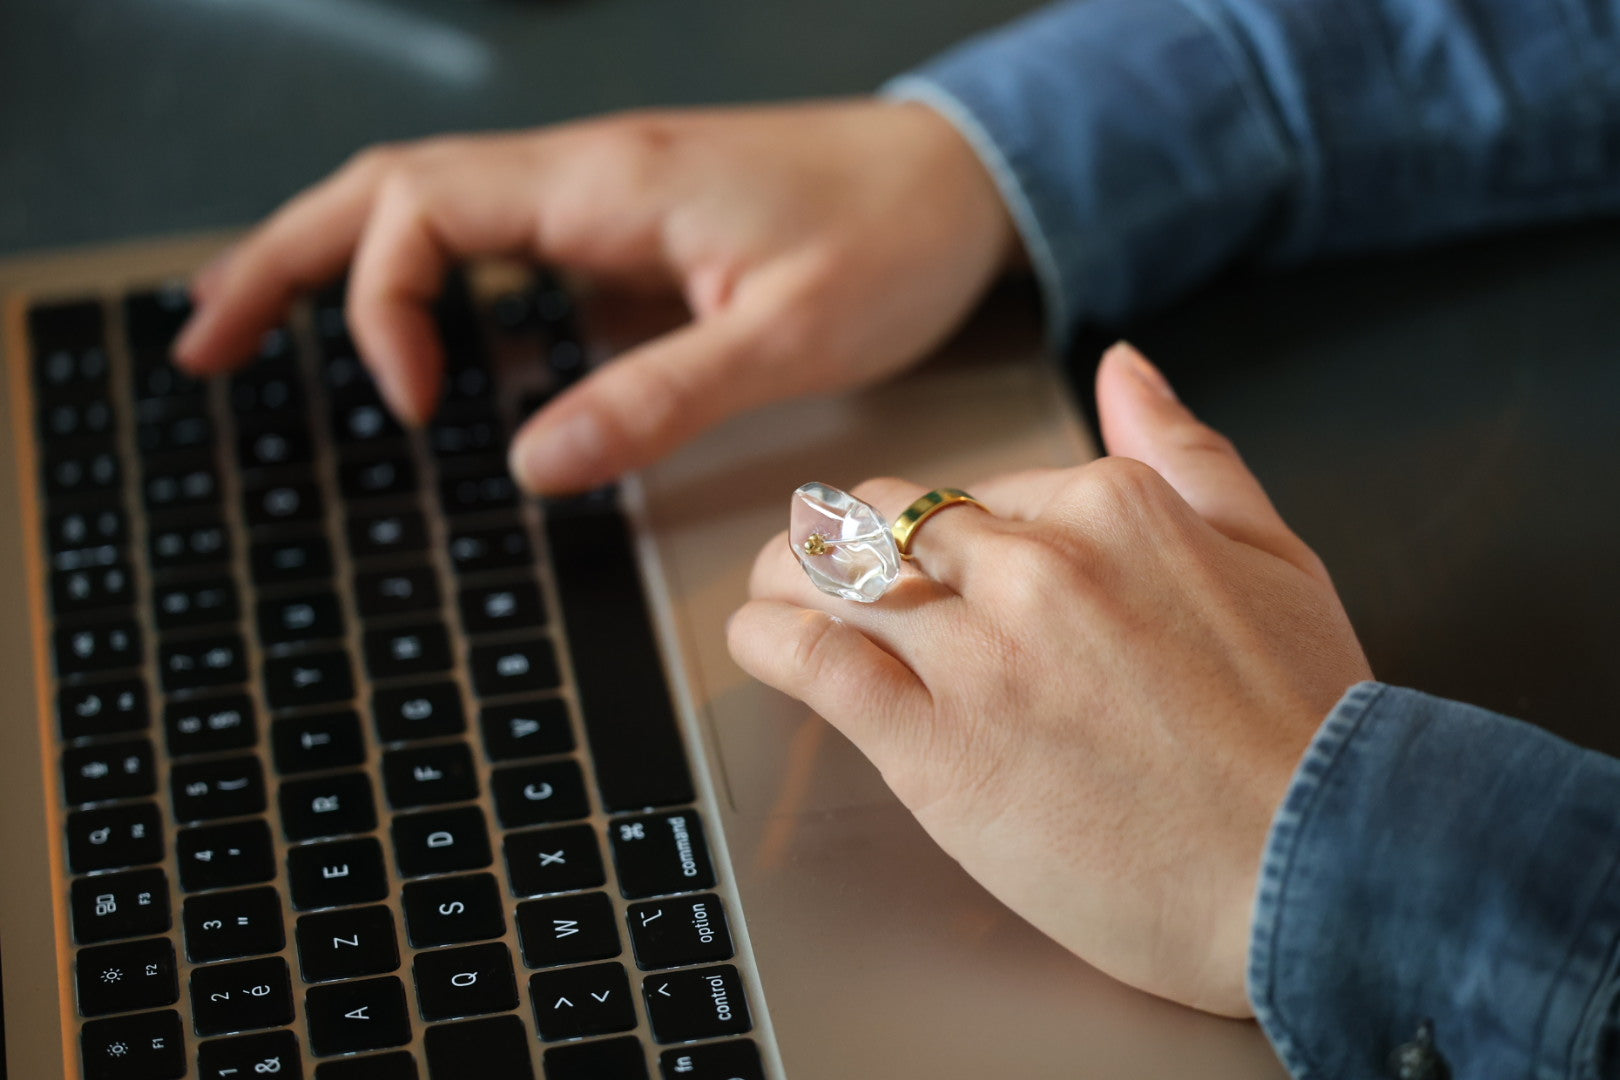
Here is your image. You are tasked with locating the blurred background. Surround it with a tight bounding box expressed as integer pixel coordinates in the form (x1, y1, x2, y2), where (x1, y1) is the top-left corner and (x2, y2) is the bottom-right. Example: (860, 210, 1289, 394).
(4, 0, 1617, 746)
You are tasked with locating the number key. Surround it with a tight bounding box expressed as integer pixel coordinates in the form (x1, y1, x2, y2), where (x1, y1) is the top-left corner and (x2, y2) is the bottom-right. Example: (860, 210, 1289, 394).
(198, 1029, 302, 1080)
(189, 956, 293, 1036)
(183, 886, 286, 963)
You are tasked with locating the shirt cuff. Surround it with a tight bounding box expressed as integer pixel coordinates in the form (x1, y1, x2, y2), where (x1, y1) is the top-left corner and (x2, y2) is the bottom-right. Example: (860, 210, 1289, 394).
(1250, 681, 1620, 1079)
(881, 0, 1298, 353)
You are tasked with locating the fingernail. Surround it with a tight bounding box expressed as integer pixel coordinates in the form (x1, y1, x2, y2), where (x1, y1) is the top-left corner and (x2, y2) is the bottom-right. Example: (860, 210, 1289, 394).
(511, 410, 606, 494)
(1112, 340, 1176, 400)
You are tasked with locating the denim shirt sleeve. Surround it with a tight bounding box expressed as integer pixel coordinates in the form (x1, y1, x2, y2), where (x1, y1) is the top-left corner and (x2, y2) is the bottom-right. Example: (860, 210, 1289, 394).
(884, 0, 1620, 349)
(1249, 682, 1620, 1079)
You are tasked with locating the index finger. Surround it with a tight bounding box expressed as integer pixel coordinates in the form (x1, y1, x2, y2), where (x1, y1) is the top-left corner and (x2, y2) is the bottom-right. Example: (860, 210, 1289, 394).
(173, 146, 396, 374)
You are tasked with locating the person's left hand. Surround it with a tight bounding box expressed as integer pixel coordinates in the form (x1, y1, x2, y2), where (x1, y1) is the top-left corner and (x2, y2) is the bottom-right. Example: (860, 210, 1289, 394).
(728, 342, 1373, 1017)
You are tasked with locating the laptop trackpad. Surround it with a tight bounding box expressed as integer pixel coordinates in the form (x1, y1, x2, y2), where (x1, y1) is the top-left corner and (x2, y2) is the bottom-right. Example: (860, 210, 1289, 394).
(707, 682, 896, 816)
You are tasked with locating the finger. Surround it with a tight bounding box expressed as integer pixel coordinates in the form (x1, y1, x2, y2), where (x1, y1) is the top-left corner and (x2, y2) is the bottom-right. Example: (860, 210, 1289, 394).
(727, 599, 931, 756)
(1094, 341, 1326, 579)
(965, 467, 1073, 521)
(507, 263, 841, 495)
(174, 151, 392, 373)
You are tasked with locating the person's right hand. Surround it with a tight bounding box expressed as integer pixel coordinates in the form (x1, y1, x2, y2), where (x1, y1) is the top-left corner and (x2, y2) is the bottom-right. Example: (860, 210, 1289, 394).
(174, 100, 1020, 493)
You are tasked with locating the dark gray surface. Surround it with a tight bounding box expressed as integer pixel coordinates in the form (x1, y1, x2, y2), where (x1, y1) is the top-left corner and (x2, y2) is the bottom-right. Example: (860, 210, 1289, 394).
(1098, 221, 1620, 751)
(5, 0, 1617, 747)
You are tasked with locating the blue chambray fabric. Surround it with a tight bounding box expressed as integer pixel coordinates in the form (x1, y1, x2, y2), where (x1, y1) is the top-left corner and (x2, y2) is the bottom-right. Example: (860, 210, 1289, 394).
(1252, 684, 1620, 1078)
(886, 0, 1620, 352)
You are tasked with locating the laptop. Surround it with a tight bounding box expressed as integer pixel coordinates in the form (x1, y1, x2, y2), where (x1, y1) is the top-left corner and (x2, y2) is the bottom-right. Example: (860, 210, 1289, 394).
(0, 232, 1285, 1079)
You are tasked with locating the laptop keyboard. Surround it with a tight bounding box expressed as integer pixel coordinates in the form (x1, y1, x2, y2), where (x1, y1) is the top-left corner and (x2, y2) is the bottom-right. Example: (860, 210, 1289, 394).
(26, 277, 766, 1080)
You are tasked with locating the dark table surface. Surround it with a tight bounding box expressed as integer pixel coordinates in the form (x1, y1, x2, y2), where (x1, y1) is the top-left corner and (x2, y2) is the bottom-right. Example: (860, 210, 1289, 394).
(5, 0, 1617, 749)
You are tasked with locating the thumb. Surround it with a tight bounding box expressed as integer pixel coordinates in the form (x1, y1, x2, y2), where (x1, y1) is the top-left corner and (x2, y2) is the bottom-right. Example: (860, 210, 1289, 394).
(508, 298, 801, 495)
(1095, 341, 1326, 581)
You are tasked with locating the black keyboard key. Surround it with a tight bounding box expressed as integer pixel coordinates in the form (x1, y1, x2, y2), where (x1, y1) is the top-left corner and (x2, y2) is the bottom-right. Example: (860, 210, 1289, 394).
(190, 956, 294, 1036)
(150, 515, 232, 570)
(340, 455, 418, 500)
(547, 510, 693, 811)
(628, 894, 733, 970)
(198, 1030, 302, 1080)
(392, 806, 491, 878)
(51, 563, 136, 615)
(316, 1050, 421, 1080)
(279, 772, 377, 841)
(170, 757, 266, 823)
(469, 638, 559, 698)
(610, 812, 715, 899)
(306, 976, 413, 1056)
(659, 1041, 765, 1080)
(138, 412, 213, 456)
(529, 962, 635, 1041)
(177, 819, 277, 892)
(68, 803, 165, 873)
(63, 739, 156, 806)
(439, 463, 518, 517)
(414, 942, 518, 1021)
(244, 480, 325, 528)
(479, 699, 573, 762)
(71, 869, 171, 944)
(79, 1009, 186, 1080)
(256, 593, 345, 646)
(643, 965, 751, 1043)
(428, 408, 502, 460)
(124, 286, 192, 348)
(296, 905, 400, 982)
(31, 296, 105, 356)
(34, 334, 109, 391)
(459, 581, 544, 636)
(402, 873, 506, 948)
(131, 359, 207, 409)
(425, 1015, 533, 1080)
(182, 886, 285, 963)
(143, 460, 220, 510)
(41, 395, 116, 439)
(231, 365, 305, 418)
(373, 682, 466, 743)
(449, 523, 533, 576)
(333, 400, 405, 446)
(44, 442, 121, 497)
(152, 578, 239, 630)
(272, 709, 366, 775)
(58, 678, 148, 740)
(160, 634, 248, 692)
(288, 837, 389, 910)
(548, 1037, 649, 1080)
(251, 534, 333, 585)
(55, 620, 142, 677)
(505, 824, 605, 897)
(237, 422, 312, 470)
(48, 506, 127, 561)
(348, 510, 429, 561)
(164, 693, 257, 757)
(355, 564, 440, 618)
(364, 622, 453, 680)
(492, 760, 589, 829)
(382, 744, 478, 810)
(517, 892, 620, 969)
(264, 650, 355, 710)
(76, 937, 179, 1017)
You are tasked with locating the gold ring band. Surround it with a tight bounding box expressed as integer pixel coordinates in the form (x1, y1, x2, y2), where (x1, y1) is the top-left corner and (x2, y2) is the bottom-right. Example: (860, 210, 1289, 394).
(890, 488, 987, 558)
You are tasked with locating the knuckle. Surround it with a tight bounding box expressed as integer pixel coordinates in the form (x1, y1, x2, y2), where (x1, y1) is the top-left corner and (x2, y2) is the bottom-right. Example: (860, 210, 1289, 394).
(786, 609, 846, 691)
(985, 530, 1087, 600)
(1175, 422, 1239, 460)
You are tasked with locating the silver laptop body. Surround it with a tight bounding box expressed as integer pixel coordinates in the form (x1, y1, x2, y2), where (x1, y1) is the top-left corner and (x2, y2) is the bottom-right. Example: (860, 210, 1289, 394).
(0, 234, 1284, 1079)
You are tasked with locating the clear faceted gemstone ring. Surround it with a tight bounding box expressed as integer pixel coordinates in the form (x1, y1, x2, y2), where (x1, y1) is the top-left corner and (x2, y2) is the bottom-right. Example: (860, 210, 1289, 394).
(790, 481, 986, 603)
